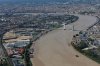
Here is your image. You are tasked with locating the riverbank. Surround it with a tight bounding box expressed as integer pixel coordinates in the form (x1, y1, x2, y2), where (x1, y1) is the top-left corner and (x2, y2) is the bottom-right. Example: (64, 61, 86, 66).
(71, 16, 100, 64)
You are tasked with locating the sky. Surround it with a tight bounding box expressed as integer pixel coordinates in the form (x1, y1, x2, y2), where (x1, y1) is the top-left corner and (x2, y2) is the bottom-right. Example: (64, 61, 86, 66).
(0, 0, 68, 4)
(0, 0, 99, 5)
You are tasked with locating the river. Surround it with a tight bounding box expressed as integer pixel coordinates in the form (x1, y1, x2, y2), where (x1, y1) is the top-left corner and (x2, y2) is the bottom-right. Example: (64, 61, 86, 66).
(31, 14, 100, 66)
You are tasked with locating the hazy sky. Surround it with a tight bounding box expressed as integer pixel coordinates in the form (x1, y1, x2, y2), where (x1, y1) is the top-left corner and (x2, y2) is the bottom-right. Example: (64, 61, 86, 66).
(0, 0, 99, 4)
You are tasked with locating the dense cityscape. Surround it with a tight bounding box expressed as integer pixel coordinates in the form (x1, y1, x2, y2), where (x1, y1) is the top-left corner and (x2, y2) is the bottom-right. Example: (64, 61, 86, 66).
(0, 0, 100, 66)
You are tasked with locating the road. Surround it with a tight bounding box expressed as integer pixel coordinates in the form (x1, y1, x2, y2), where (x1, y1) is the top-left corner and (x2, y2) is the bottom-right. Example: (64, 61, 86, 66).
(31, 14, 100, 66)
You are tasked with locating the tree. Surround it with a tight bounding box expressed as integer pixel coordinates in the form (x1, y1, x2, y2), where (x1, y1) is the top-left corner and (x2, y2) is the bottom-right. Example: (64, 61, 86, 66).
(88, 38, 94, 42)
(79, 31, 83, 34)
(78, 41, 88, 49)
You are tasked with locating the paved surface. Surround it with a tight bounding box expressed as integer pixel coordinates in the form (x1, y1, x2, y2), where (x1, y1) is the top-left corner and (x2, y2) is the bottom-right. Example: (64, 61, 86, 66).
(31, 14, 100, 66)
